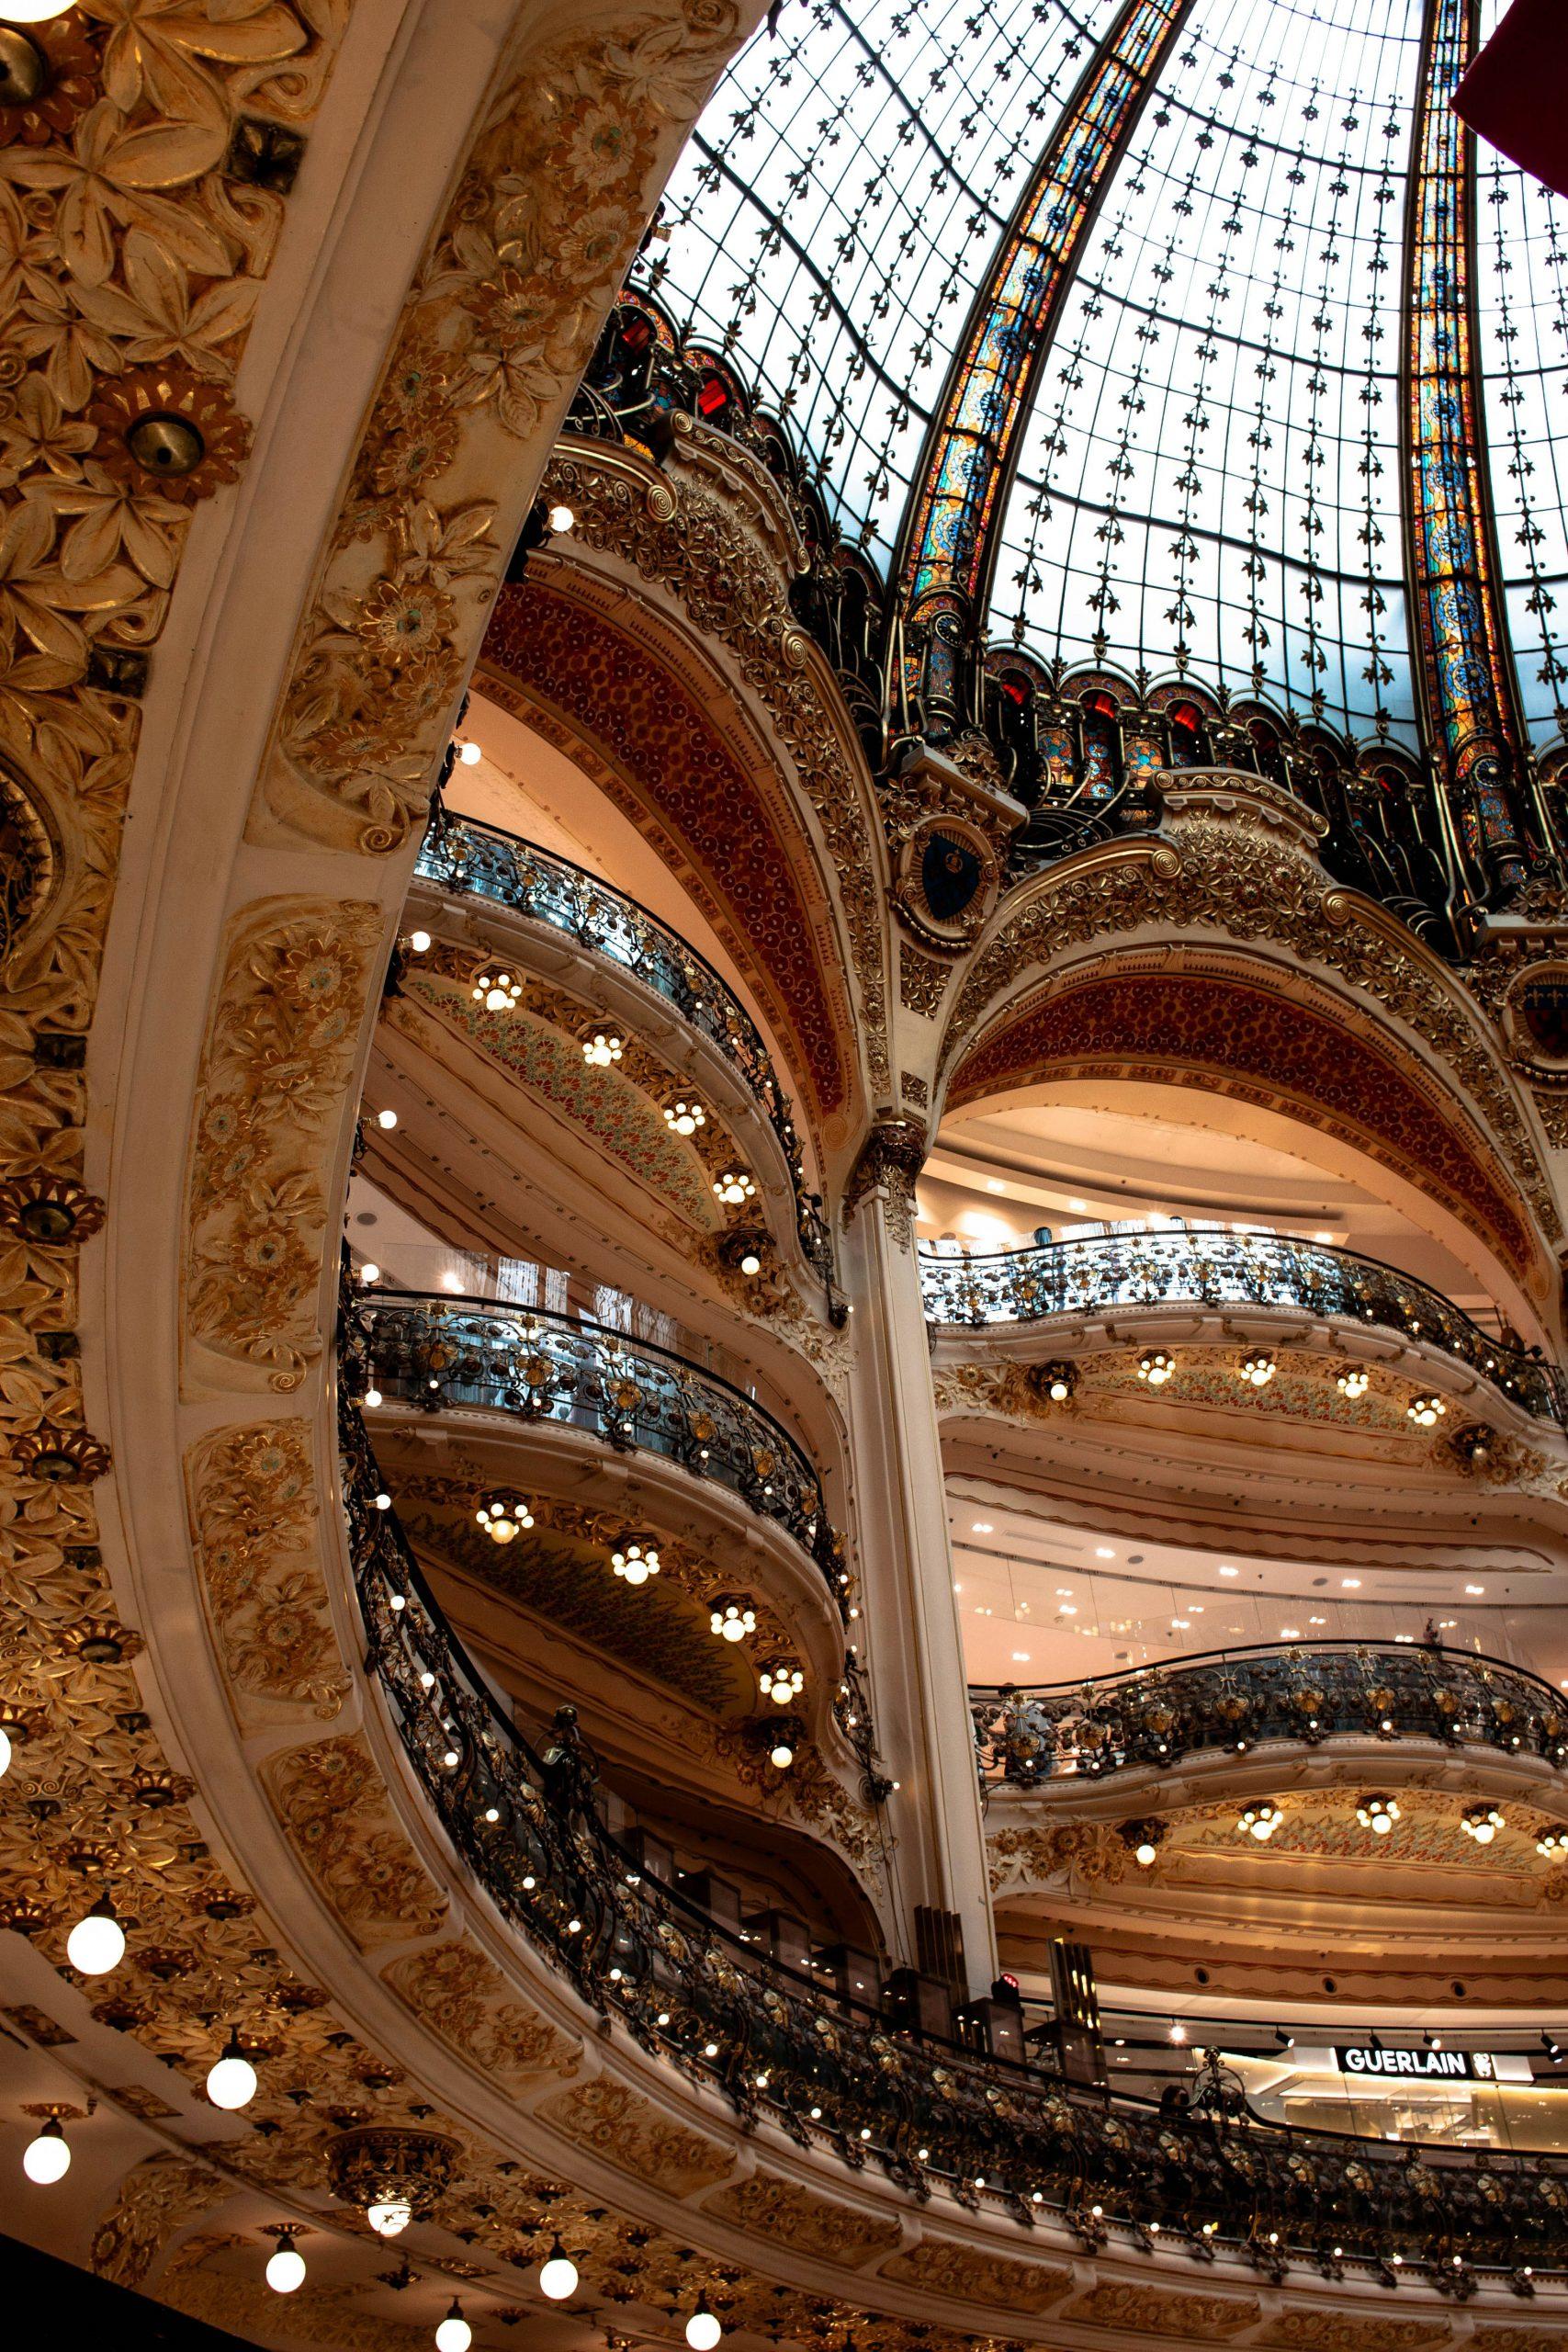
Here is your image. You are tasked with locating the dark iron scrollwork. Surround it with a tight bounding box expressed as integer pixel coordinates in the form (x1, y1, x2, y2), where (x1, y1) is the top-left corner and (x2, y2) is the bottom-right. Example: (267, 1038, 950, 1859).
(971, 1642, 1568, 1789)
(415, 814, 833, 1286)
(920, 1230, 1566, 1429)
(354, 1290, 846, 1604)
(339, 1370, 1568, 2280)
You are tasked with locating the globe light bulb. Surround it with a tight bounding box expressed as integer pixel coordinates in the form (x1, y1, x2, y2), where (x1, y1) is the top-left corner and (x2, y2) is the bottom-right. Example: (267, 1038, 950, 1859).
(435, 2299, 471, 2352)
(1134, 1839, 1157, 1867)
(457, 740, 481, 765)
(739, 1251, 761, 1276)
(265, 2235, 305, 2294)
(547, 503, 576, 534)
(377, 1107, 398, 1130)
(0, 1725, 10, 1779)
(206, 2033, 257, 2110)
(66, 1897, 125, 1976)
(367, 2198, 412, 2237)
(539, 2240, 578, 2301)
(364, 1386, 383, 1408)
(770, 1739, 795, 1770)
(686, 2301, 722, 2351)
(360, 1261, 380, 1285)
(409, 930, 432, 954)
(0, 1, 73, 20)
(22, 2118, 69, 2184)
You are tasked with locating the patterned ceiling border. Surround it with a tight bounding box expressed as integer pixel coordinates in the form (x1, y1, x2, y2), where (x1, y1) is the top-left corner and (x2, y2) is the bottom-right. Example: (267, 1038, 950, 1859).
(945, 784, 1563, 1259)
(948, 966, 1535, 1283)
(479, 571, 857, 1132)
(537, 439, 894, 1105)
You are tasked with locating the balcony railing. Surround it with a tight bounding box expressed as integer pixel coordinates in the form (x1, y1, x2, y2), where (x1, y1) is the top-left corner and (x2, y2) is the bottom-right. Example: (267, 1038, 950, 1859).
(920, 1230, 1566, 1427)
(339, 1384, 1568, 2283)
(414, 813, 833, 1282)
(350, 1290, 845, 1600)
(971, 1641, 1568, 1787)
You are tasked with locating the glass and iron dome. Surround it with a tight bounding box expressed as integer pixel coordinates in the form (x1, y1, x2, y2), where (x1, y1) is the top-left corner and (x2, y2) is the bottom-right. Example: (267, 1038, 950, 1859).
(633, 0, 1568, 769)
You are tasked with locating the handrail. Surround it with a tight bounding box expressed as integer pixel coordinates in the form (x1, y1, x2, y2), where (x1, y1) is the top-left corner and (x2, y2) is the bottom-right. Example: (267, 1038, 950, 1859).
(970, 1640, 1568, 1787)
(337, 1363, 1568, 2282)
(414, 812, 834, 1282)
(356, 1289, 847, 1606)
(919, 1230, 1566, 1427)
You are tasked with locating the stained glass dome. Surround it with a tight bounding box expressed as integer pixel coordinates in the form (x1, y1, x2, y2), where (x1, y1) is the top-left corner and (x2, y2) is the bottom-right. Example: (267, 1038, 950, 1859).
(635, 0, 1568, 786)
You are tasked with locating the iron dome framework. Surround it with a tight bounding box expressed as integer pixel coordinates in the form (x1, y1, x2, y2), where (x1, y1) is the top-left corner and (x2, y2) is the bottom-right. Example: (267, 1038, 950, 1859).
(625, 0, 1568, 926)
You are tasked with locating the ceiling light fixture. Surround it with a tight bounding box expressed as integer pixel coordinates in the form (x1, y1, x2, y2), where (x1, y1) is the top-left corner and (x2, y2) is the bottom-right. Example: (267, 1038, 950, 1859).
(685, 2299, 722, 2351)
(1237, 1801, 1283, 1842)
(611, 1534, 660, 1586)
(539, 2239, 578, 2301)
(663, 1098, 705, 1136)
(1137, 1350, 1175, 1386)
(1239, 1350, 1276, 1387)
(581, 1027, 623, 1066)
(264, 2231, 306, 2294)
(1406, 1392, 1446, 1427)
(457, 740, 481, 765)
(21, 2116, 70, 2184)
(435, 2299, 472, 2352)
(206, 2029, 258, 2110)
(710, 1598, 756, 1644)
(66, 1891, 125, 1976)
(1337, 1366, 1370, 1399)
(1461, 1804, 1505, 1845)
(759, 1662, 804, 1706)
(472, 966, 522, 1012)
(475, 1493, 533, 1545)
(712, 1170, 755, 1205)
(1357, 1793, 1400, 1837)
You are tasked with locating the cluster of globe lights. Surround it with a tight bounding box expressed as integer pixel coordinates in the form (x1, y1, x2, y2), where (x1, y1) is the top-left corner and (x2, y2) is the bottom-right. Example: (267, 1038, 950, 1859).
(611, 1532, 660, 1584)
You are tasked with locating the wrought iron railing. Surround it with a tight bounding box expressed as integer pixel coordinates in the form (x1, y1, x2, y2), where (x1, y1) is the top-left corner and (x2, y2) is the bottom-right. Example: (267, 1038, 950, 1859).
(413, 812, 833, 1283)
(920, 1231, 1566, 1427)
(353, 1291, 846, 1603)
(338, 1377, 1568, 2282)
(971, 1641, 1568, 1788)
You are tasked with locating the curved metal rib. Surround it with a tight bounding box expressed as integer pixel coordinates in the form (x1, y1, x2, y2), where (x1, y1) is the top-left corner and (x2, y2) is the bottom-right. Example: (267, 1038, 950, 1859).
(340, 1385, 1568, 2278)
(970, 1640, 1568, 1787)
(415, 813, 833, 1281)
(920, 1230, 1565, 1426)
(353, 1291, 845, 1602)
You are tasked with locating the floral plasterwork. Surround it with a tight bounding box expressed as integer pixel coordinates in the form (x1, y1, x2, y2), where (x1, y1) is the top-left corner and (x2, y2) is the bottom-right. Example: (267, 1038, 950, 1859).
(535, 2074, 734, 2197)
(381, 1940, 582, 2091)
(186, 1416, 350, 1725)
(264, 1, 750, 855)
(185, 895, 383, 1391)
(260, 1731, 447, 1951)
(702, 2170, 902, 2267)
(89, 2149, 228, 2290)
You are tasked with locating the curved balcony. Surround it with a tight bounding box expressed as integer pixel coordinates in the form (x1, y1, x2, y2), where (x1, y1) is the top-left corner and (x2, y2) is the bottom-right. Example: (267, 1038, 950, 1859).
(341, 1392, 1568, 2281)
(971, 1641, 1568, 1787)
(348, 1289, 846, 1603)
(414, 812, 833, 1281)
(920, 1230, 1566, 1427)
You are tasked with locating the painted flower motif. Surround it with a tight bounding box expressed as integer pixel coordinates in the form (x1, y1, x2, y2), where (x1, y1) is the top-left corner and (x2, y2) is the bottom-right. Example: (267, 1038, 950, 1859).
(369, 413, 458, 500)
(372, 333, 450, 434)
(352, 576, 457, 663)
(558, 99, 635, 185)
(0, 11, 100, 148)
(0, 374, 97, 480)
(552, 204, 637, 288)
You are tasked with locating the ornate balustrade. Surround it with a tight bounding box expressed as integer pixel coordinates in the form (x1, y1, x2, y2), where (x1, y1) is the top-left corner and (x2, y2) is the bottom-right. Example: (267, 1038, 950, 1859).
(971, 1642, 1568, 1789)
(920, 1230, 1566, 1427)
(413, 812, 833, 1282)
(351, 1290, 845, 1603)
(339, 1385, 1568, 2284)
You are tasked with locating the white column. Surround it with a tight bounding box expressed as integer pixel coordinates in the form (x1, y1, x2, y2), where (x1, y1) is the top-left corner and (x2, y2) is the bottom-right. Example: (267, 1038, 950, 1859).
(840, 1171, 996, 1989)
